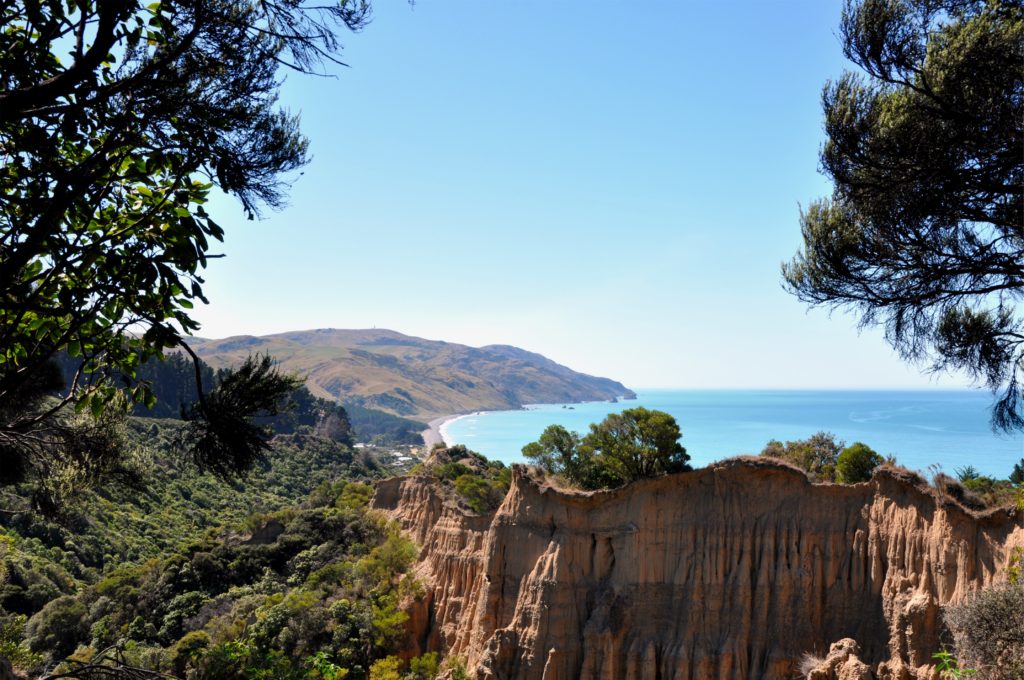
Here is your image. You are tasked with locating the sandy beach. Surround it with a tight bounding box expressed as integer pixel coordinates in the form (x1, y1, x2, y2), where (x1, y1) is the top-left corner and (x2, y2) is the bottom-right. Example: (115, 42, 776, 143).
(421, 414, 459, 449)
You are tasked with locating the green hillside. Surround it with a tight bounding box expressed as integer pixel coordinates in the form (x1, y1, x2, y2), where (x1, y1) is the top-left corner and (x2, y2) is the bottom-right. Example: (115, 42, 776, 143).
(189, 329, 635, 419)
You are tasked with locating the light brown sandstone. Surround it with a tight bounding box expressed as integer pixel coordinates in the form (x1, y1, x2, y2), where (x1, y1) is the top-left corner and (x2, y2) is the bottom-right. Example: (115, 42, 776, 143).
(371, 459, 1023, 680)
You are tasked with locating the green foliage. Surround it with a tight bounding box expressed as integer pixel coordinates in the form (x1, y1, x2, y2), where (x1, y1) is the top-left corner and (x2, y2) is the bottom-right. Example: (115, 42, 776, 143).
(955, 466, 981, 482)
(422, 445, 512, 514)
(835, 442, 883, 483)
(583, 407, 690, 484)
(522, 425, 586, 482)
(1007, 546, 1023, 585)
(961, 475, 1003, 503)
(15, 478, 421, 677)
(23, 595, 88, 660)
(0, 0, 370, 506)
(0, 416, 385, 636)
(1010, 459, 1024, 486)
(407, 652, 440, 680)
(783, 0, 1024, 430)
(926, 463, 1020, 509)
(442, 657, 471, 680)
(932, 650, 976, 679)
(0, 613, 42, 671)
(306, 651, 349, 679)
(524, 409, 689, 489)
(433, 462, 472, 482)
(761, 432, 844, 481)
(178, 354, 303, 478)
(453, 471, 510, 514)
(369, 656, 403, 680)
(361, 653, 439, 680)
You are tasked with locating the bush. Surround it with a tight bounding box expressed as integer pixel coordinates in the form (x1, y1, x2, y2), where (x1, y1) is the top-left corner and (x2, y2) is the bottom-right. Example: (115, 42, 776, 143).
(408, 651, 440, 679)
(944, 580, 1024, 679)
(761, 432, 843, 481)
(0, 614, 42, 672)
(835, 443, 883, 483)
(369, 655, 403, 680)
(24, 595, 89, 661)
(454, 473, 507, 514)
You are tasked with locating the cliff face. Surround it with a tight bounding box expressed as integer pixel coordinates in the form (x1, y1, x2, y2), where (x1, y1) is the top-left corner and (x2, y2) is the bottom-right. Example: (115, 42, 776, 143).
(371, 460, 1024, 680)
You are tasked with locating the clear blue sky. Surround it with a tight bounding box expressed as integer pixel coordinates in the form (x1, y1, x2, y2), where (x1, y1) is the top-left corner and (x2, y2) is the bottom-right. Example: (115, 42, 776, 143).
(191, 0, 970, 390)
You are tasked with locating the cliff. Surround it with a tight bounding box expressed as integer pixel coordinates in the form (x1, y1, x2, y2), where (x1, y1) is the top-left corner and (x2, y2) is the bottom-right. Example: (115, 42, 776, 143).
(190, 328, 635, 419)
(371, 459, 1024, 680)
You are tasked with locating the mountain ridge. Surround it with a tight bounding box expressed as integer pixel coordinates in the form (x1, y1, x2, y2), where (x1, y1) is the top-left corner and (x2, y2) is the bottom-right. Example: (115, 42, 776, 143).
(189, 328, 635, 419)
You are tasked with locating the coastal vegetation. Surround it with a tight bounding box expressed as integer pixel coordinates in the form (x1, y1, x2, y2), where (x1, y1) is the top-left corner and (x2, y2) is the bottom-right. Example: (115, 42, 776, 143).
(11, 478, 435, 679)
(522, 407, 690, 489)
(342, 404, 426, 447)
(759, 432, 1024, 510)
(415, 444, 511, 515)
(0, 398, 453, 679)
(760, 433, 886, 484)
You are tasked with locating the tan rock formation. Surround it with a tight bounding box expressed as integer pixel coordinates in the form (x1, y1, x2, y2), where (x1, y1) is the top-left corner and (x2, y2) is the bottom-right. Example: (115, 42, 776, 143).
(805, 639, 873, 680)
(371, 459, 1023, 680)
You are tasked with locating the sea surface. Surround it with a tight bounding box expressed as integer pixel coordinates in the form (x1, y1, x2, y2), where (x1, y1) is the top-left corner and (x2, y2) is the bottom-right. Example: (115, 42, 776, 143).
(441, 389, 1024, 479)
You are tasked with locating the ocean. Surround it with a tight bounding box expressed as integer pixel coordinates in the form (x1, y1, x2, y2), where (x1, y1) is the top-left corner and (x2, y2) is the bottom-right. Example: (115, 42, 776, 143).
(440, 389, 1024, 479)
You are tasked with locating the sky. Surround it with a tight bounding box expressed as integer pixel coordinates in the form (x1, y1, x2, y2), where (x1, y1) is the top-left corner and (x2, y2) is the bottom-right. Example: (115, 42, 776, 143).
(190, 0, 972, 391)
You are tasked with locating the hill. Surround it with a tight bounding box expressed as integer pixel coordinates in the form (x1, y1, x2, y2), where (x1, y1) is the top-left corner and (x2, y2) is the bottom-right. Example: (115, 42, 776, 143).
(189, 329, 635, 419)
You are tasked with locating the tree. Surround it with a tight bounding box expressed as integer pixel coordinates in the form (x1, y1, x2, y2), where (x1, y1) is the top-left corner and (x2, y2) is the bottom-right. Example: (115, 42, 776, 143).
(761, 432, 844, 481)
(0, 1, 369, 497)
(522, 424, 585, 481)
(835, 442, 883, 483)
(583, 407, 690, 483)
(955, 465, 981, 482)
(524, 409, 690, 489)
(1011, 458, 1024, 486)
(783, 0, 1024, 430)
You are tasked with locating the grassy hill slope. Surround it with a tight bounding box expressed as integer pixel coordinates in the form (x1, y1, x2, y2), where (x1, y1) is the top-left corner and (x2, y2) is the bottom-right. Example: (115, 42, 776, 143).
(189, 329, 635, 419)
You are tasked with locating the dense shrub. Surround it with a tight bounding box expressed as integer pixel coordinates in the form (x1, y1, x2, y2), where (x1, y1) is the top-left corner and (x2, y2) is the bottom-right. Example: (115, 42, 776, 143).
(24, 596, 89, 660)
(835, 443, 883, 483)
(0, 613, 41, 672)
(454, 472, 509, 514)
(424, 446, 512, 513)
(10, 476, 422, 678)
(944, 580, 1024, 679)
(0, 415, 386, 632)
(761, 432, 843, 481)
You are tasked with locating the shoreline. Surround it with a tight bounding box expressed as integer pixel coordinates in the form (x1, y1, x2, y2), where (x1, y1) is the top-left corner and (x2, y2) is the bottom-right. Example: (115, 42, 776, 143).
(420, 414, 462, 450)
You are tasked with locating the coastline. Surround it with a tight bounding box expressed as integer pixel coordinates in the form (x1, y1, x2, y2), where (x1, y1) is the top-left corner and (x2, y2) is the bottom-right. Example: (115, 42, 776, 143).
(421, 414, 461, 449)
(419, 396, 633, 453)
(419, 390, 1022, 477)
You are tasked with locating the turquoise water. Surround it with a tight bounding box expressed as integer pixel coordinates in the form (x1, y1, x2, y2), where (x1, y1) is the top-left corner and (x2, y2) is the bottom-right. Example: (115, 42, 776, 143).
(441, 390, 1024, 479)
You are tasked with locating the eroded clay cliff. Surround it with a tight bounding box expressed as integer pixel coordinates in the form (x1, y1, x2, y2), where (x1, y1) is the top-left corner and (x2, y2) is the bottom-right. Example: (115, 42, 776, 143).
(371, 459, 1024, 680)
